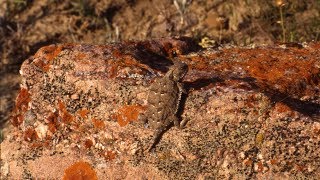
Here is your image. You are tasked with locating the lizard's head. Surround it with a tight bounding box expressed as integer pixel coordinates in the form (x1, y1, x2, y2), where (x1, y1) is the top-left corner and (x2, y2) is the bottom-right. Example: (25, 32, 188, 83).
(171, 62, 188, 81)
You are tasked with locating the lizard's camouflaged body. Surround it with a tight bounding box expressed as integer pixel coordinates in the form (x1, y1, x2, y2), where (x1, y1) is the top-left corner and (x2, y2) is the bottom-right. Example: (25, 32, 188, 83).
(140, 61, 188, 151)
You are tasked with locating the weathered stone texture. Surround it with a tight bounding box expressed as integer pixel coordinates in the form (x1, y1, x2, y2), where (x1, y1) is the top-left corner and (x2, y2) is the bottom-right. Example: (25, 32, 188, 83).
(1, 38, 320, 179)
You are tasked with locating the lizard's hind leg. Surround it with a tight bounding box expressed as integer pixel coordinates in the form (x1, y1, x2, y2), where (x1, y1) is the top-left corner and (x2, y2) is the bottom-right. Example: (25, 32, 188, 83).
(173, 115, 187, 129)
(173, 116, 180, 127)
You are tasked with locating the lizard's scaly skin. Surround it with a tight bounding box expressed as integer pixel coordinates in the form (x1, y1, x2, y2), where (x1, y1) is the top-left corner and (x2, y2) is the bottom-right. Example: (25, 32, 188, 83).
(140, 61, 188, 151)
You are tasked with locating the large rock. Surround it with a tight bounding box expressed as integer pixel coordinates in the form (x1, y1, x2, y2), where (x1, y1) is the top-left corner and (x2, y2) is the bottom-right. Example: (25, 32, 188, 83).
(1, 38, 320, 179)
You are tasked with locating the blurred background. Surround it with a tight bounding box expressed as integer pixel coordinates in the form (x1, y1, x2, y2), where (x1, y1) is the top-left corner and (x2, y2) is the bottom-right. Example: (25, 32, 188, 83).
(0, 0, 319, 134)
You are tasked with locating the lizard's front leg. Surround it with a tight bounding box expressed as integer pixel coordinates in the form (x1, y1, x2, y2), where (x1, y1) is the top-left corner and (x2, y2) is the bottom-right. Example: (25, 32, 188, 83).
(176, 83, 188, 128)
(172, 114, 188, 129)
(138, 113, 149, 128)
(177, 82, 187, 94)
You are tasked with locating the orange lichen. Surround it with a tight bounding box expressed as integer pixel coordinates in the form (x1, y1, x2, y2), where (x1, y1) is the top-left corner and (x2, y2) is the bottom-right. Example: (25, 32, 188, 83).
(244, 95, 256, 108)
(312, 125, 320, 136)
(270, 159, 278, 165)
(244, 159, 253, 166)
(187, 44, 319, 98)
(108, 49, 151, 78)
(91, 118, 105, 129)
(16, 88, 31, 111)
(47, 111, 60, 133)
(24, 128, 38, 141)
(274, 102, 292, 113)
(111, 49, 122, 58)
(58, 100, 67, 111)
(192, 57, 210, 70)
(256, 161, 264, 172)
(76, 52, 87, 60)
(43, 139, 51, 147)
(77, 109, 89, 119)
(122, 56, 150, 70)
(32, 59, 51, 72)
(58, 100, 74, 124)
(30, 142, 43, 148)
(63, 161, 98, 180)
(115, 105, 145, 127)
(43, 45, 62, 61)
(123, 56, 140, 67)
(238, 47, 319, 96)
(33, 45, 63, 72)
(103, 150, 116, 161)
(294, 164, 306, 172)
(11, 88, 32, 127)
(108, 63, 119, 78)
(84, 139, 93, 149)
(11, 114, 24, 127)
(30, 140, 50, 149)
(61, 111, 74, 124)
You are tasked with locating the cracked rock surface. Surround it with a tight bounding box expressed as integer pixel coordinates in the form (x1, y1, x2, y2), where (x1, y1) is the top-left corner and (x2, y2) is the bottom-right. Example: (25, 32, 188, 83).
(1, 38, 320, 179)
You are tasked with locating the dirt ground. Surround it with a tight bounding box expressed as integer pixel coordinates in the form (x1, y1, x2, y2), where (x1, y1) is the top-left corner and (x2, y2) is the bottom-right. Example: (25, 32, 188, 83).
(0, 0, 319, 136)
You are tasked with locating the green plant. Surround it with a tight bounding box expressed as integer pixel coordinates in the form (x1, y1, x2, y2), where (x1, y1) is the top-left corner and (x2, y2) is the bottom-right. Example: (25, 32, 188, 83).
(5, 0, 28, 17)
(276, 0, 287, 42)
(0, 129, 3, 143)
(70, 0, 95, 17)
(173, 0, 191, 24)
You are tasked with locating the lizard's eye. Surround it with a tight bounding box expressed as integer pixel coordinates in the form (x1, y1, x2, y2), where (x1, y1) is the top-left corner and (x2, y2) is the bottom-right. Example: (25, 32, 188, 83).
(172, 51, 177, 57)
(173, 68, 187, 80)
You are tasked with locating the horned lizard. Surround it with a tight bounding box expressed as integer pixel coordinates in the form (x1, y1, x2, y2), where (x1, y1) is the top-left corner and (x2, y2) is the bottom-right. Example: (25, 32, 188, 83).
(140, 61, 188, 151)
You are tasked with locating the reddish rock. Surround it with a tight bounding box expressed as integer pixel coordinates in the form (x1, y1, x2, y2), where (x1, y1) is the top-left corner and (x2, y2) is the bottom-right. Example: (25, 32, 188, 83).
(1, 38, 319, 179)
